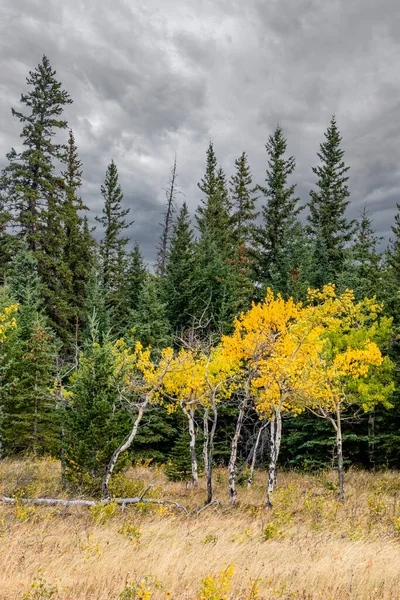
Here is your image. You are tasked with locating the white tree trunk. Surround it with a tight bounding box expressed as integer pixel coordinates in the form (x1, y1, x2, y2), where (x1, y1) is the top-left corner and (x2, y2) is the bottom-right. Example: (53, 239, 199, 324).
(335, 405, 344, 502)
(202, 407, 209, 480)
(102, 400, 148, 499)
(266, 410, 282, 509)
(247, 420, 268, 488)
(185, 406, 198, 488)
(228, 398, 247, 506)
(206, 400, 218, 504)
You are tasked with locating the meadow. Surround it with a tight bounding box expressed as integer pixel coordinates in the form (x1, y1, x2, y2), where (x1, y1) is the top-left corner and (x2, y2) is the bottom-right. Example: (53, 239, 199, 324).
(1, 459, 400, 599)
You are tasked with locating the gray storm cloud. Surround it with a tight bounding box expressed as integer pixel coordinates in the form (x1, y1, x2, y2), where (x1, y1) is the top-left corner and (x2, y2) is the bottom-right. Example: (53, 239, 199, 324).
(1, 0, 399, 262)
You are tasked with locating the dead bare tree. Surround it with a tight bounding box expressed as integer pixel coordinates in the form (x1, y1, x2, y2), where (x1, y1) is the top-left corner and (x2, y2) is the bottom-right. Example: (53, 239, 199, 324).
(156, 155, 179, 277)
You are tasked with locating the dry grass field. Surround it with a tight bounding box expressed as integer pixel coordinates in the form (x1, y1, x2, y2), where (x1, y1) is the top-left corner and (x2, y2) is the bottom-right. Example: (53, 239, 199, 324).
(1, 459, 400, 599)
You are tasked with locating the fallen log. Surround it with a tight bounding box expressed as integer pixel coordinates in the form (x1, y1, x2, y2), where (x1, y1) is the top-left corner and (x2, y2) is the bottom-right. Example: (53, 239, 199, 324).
(0, 495, 187, 512)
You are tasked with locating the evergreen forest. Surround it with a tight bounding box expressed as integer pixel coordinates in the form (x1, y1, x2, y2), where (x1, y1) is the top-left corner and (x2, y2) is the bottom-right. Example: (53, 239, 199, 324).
(1, 55, 400, 503)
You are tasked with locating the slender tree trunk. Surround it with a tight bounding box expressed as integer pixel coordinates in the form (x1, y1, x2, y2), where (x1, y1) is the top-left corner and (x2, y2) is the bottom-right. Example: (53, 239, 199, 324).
(60, 423, 66, 486)
(102, 401, 148, 499)
(247, 420, 268, 488)
(202, 408, 209, 480)
(228, 397, 247, 506)
(335, 406, 344, 502)
(368, 408, 375, 472)
(266, 410, 282, 509)
(185, 407, 198, 488)
(156, 156, 178, 277)
(206, 400, 218, 504)
(33, 379, 38, 456)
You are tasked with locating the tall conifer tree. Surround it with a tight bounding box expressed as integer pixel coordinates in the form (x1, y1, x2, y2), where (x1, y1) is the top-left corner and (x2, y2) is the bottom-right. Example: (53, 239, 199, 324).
(0, 56, 74, 337)
(230, 152, 258, 247)
(253, 126, 303, 294)
(163, 202, 195, 334)
(308, 116, 354, 285)
(96, 160, 132, 328)
(62, 131, 94, 333)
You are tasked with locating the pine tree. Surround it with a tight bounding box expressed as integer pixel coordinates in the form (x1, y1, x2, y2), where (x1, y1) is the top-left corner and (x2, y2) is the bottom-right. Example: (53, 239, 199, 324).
(132, 274, 171, 350)
(338, 207, 382, 299)
(230, 152, 258, 247)
(253, 125, 303, 293)
(308, 116, 354, 284)
(62, 131, 94, 334)
(190, 231, 240, 335)
(84, 255, 111, 343)
(126, 243, 147, 309)
(196, 143, 233, 251)
(0, 56, 74, 338)
(163, 203, 195, 334)
(192, 144, 240, 333)
(96, 160, 132, 327)
(156, 156, 178, 277)
(63, 334, 130, 486)
(2, 246, 60, 456)
(1, 55, 72, 251)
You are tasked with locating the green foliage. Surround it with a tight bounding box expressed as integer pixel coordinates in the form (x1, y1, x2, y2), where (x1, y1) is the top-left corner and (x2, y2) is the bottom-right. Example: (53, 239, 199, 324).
(163, 203, 195, 334)
(63, 336, 130, 485)
(307, 116, 354, 285)
(22, 572, 58, 600)
(230, 151, 258, 247)
(0, 55, 74, 340)
(165, 425, 194, 481)
(253, 125, 303, 295)
(96, 160, 132, 332)
(132, 274, 171, 350)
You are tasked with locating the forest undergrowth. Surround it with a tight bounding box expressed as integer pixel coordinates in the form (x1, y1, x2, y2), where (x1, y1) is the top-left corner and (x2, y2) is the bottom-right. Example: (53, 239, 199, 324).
(1, 459, 400, 599)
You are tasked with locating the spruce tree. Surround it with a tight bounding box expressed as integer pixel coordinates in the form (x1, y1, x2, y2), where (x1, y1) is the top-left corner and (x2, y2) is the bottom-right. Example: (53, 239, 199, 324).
(84, 254, 111, 343)
(132, 274, 171, 350)
(63, 332, 130, 486)
(2, 246, 60, 456)
(163, 203, 195, 334)
(230, 152, 258, 247)
(253, 125, 303, 293)
(1, 55, 72, 251)
(192, 144, 240, 333)
(196, 143, 233, 251)
(96, 160, 132, 327)
(126, 243, 147, 309)
(0, 56, 74, 337)
(308, 116, 354, 285)
(338, 207, 382, 299)
(62, 131, 94, 333)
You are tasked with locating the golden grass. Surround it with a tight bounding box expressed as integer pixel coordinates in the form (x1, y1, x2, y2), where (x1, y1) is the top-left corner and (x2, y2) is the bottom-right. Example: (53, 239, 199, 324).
(1, 459, 400, 599)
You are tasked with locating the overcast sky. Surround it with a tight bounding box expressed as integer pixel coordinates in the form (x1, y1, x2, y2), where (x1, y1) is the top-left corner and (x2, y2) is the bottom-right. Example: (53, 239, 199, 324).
(1, 0, 400, 264)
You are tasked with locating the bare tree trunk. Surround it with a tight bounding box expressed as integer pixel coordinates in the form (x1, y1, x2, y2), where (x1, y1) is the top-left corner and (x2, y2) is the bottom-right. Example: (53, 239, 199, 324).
(202, 408, 209, 480)
(368, 408, 375, 472)
(60, 423, 66, 486)
(156, 156, 178, 277)
(228, 397, 247, 506)
(206, 400, 218, 504)
(102, 401, 148, 499)
(335, 406, 344, 502)
(185, 407, 198, 488)
(247, 420, 268, 488)
(266, 410, 282, 509)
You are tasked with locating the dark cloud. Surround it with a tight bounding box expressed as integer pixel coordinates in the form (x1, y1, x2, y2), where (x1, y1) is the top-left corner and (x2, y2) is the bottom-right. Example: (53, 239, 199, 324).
(1, 0, 399, 265)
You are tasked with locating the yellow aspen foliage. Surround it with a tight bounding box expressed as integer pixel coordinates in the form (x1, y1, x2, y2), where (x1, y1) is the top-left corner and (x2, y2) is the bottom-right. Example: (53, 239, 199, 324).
(0, 304, 18, 342)
(159, 345, 239, 412)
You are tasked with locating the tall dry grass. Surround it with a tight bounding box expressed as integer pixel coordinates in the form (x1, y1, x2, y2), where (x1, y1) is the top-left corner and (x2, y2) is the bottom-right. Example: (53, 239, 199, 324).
(1, 458, 400, 599)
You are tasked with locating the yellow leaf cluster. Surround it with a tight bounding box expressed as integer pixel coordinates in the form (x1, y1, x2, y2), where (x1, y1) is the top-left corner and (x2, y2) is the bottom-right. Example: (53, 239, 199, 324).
(0, 304, 18, 342)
